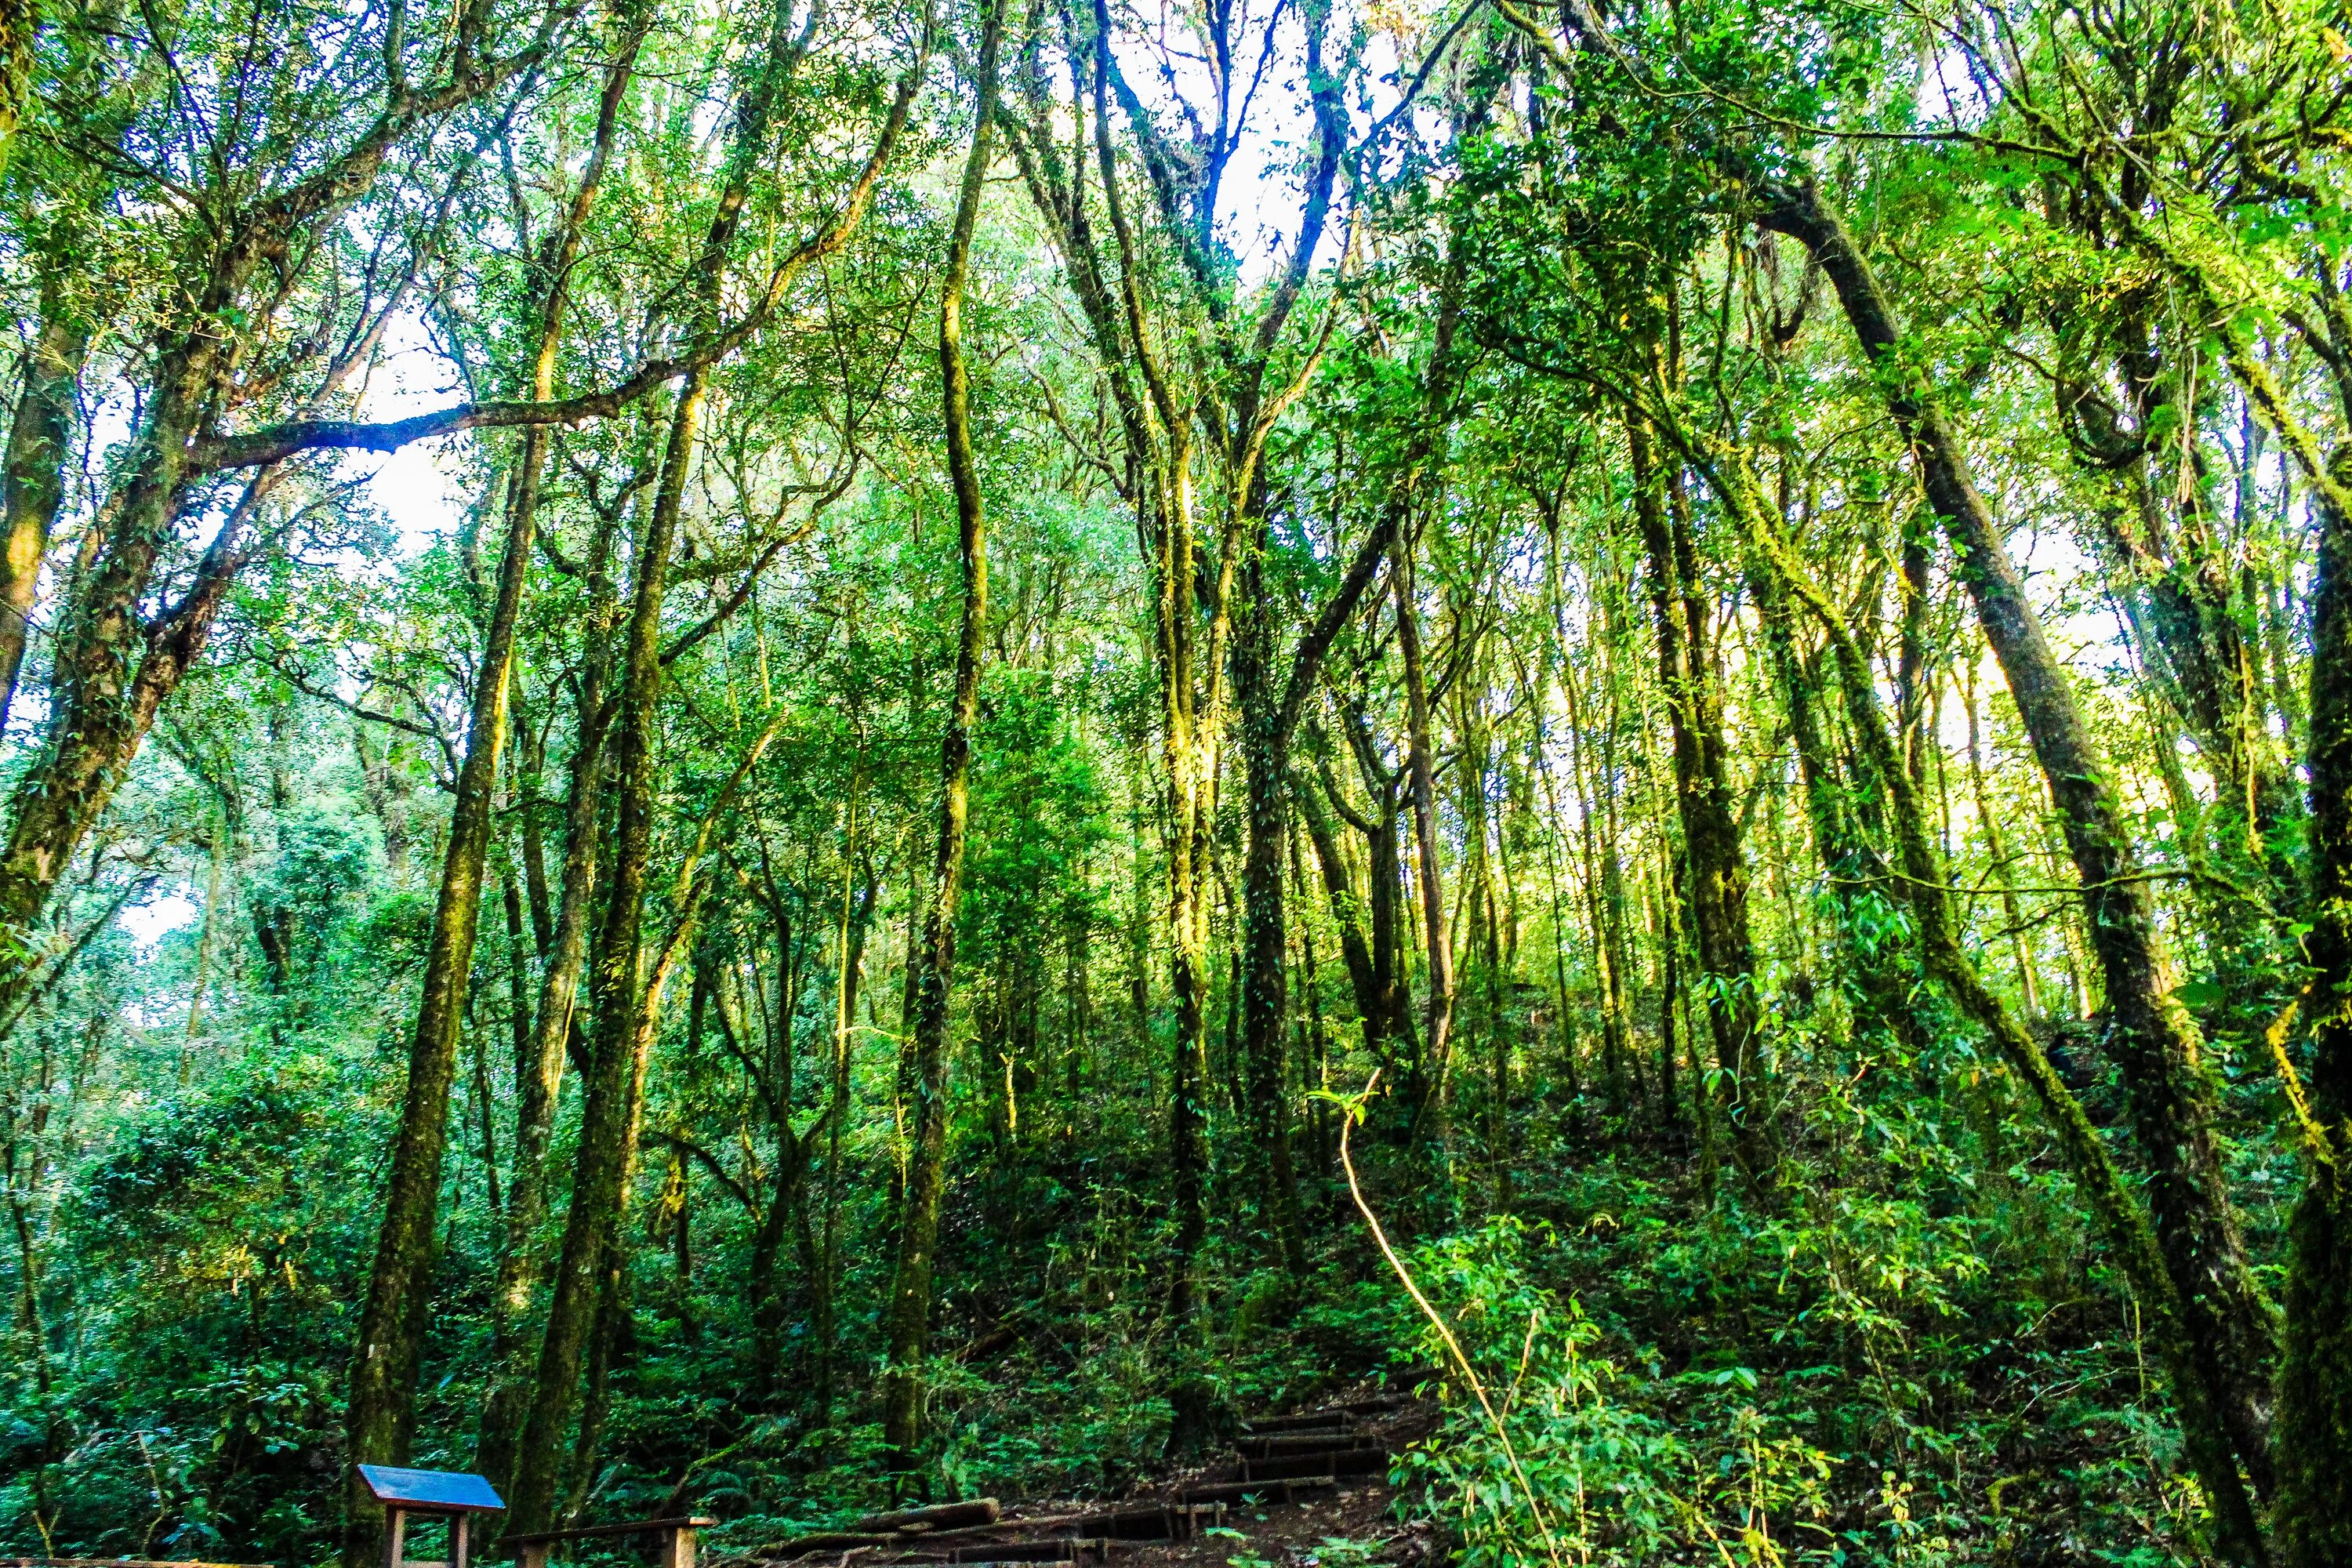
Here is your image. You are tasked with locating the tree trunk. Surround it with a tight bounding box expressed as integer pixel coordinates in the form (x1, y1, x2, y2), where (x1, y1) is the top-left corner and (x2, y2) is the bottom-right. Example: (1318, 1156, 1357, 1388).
(2276, 452, 2352, 1566)
(0, 279, 86, 734)
(1629, 419, 1768, 1185)
(1961, 661, 2041, 1019)
(495, 0, 899, 1507)
(342, 354, 543, 1558)
(0, 344, 203, 1012)
(1733, 466, 2269, 1565)
(817, 817, 873, 1443)
(1394, 540, 1456, 1142)
(1561, 657, 1628, 1116)
(0, 36, 532, 1042)
(477, 619, 613, 1487)
(1331, 703, 1421, 1070)
(347, 39, 641, 1520)
(880, 1, 1002, 1474)
(2085, 309, 2293, 908)
(1750, 555, 1913, 1044)
(1231, 508, 1391, 1276)
(1234, 551, 1309, 1279)
(1298, 771, 1386, 1062)
(503, 372, 701, 1537)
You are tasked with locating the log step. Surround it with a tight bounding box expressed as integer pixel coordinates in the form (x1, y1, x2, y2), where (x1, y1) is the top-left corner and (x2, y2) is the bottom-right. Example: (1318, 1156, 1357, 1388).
(944, 1542, 1120, 1564)
(874, 1548, 1090, 1566)
(1226, 1449, 1388, 1483)
(1178, 1477, 1336, 1508)
(855, 1503, 1004, 1535)
(1239, 1433, 1374, 1458)
(1237, 1411, 1354, 1436)
(1064, 1505, 1221, 1542)
(758, 1536, 898, 1556)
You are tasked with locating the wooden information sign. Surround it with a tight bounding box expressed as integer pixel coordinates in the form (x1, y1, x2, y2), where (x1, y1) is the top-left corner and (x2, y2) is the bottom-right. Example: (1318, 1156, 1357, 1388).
(356, 1465, 506, 1568)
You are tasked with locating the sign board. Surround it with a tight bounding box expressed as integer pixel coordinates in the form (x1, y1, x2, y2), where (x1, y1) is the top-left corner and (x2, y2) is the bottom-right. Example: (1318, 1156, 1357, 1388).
(356, 1466, 506, 1514)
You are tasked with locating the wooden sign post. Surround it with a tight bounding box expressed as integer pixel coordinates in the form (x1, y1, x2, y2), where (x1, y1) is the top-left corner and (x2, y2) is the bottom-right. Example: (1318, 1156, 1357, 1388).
(356, 1466, 507, 1568)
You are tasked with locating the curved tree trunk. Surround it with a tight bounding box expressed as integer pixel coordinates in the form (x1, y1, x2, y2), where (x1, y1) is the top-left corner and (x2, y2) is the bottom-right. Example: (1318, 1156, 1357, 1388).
(1394, 543, 1454, 1135)
(0, 280, 87, 735)
(502, 365, 702, 1538)
(466, 30, 641, 1490)
(475, 621, 612, 1488)
(346, 39, 642, 1530)
(341, 434, 535, 1541)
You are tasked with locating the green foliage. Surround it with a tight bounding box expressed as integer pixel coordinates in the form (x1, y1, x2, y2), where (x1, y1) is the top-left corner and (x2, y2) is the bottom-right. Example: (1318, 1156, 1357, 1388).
(1396, 1220, 1835, 1566)
(0, 0, 2343, 1555)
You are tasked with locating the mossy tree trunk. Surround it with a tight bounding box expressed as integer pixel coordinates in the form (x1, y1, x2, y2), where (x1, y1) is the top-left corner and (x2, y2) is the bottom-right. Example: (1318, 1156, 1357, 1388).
(2277, 453, 2352, 1566)
(880, 0, 1003, 1476)
(1628, 418, 1769, 1186)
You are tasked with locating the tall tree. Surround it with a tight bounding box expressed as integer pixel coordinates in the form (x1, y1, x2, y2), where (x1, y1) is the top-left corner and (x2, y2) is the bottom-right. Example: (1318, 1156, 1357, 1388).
(500, 11, 922, 1529)
(341, 20, 646, 1534)
(1627, 418, 1768, 1184)
(0, 0, 573, 1036)
(879, 0, 1004, 1475)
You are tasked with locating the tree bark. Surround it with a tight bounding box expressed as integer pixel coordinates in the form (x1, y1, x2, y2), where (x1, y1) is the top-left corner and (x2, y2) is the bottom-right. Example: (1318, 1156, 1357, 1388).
(817, 833, 873, 1442)
(0, 343, 205, 1007)
(1221, 0, 1349, 1289)
(880, 0, 1003, 1474)
(1629, 419, 1768, 1183)
(473, 43, 641, 1487)
(502, 365, 701, 1538)
(1234, 513, 1391, 1276)
(1394, 542, 1455, 1139)
(345, 38, 641, 1525)
(0, 279, 87, 733)
(1298, 768, 1387, 1062)
(341, 303, 540, 1565)
(0, 27, 550, 1044)
(2276, 451, 2352, 1566)
(496, 2, 916, 1515)
(1750, 554, 1913, 1044)
(476, 610, 613, 1487)
(1234, 561, 1311, 1278)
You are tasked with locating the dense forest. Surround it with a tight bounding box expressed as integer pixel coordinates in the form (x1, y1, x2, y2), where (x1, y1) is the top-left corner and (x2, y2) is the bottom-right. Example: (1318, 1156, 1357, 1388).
(0, 0, 2346, 1559)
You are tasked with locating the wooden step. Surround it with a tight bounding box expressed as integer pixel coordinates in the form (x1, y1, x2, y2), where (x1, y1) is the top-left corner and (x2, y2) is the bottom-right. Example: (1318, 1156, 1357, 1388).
(1229, 1448, 1388, 1483)
(1063, 1505, 1221, 1543)
(945, 1543, 1120, 1565)
(758, 1534, 898, 1556)
(1237, 1410, 1354, 1436)
(855, 1503, 1004, 1534)
(1238, 1433, 1373, 1458)
(1178, 1477, 1335, 1508)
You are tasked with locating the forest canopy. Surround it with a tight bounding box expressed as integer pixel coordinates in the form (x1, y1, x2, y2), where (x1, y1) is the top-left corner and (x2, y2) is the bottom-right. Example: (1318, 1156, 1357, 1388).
(0, 0, 2349, 1559)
